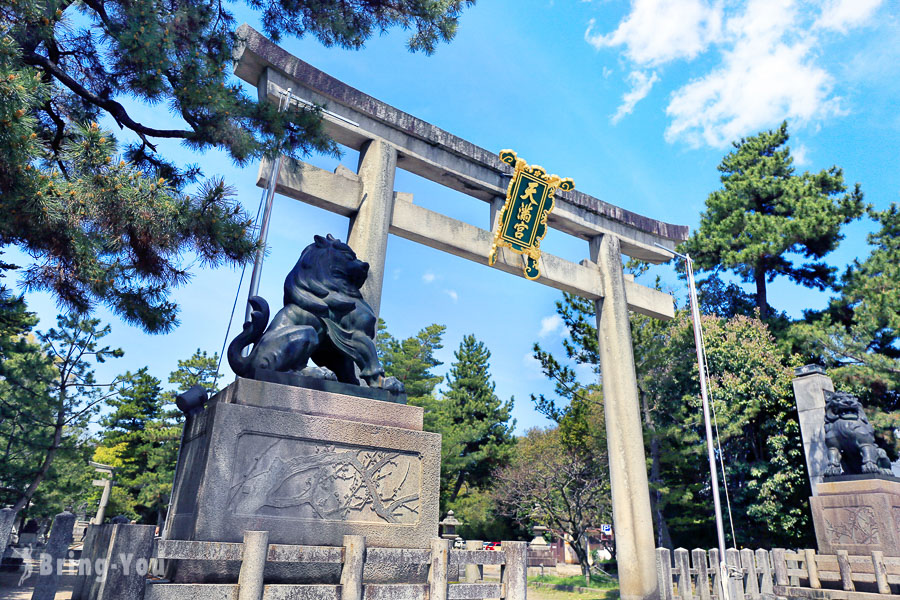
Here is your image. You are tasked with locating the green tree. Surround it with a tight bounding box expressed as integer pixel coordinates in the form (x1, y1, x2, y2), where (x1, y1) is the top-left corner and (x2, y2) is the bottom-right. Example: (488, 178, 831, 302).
(96, 349, 221, 524)
(439, 334, 515, 505)
(793, 204, 900, 457)
(682, 121, 864, 319)
(2, 0, 474, 332)
(376, 319, 446, 421)
(0, 313, 122, 517)
(535, 291, 813, 550)
(493, 425, 610, 580)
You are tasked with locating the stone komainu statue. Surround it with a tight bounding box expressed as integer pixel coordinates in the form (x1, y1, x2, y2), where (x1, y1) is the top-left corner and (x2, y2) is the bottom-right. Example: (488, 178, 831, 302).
(228, 234, 403, 393)
(823, 390, 892, 477)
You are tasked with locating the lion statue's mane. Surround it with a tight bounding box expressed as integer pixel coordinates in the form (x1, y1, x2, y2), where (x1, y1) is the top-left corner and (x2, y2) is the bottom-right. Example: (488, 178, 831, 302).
(823, 390, 891, 477)
(227, 234, 403, 392)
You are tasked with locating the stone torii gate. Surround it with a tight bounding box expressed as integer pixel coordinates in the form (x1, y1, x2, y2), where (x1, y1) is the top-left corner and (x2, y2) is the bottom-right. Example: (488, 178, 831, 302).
(233, 25, 688, 600)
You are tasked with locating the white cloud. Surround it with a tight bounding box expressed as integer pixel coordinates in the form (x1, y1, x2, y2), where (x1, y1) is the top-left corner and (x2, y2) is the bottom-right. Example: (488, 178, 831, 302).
(664, 38, 841, 147)
(444, 289, 459, 302)
(792, 143, 810, 166)
(589, 0, 883, 147)
(422, 271, 436, 284)
(816, 0, 883, 33)
(522, 352, 544, 380)
(612, 70, 660, 123)
(538, 314, 563, 338)
(585, 0, 722, 66)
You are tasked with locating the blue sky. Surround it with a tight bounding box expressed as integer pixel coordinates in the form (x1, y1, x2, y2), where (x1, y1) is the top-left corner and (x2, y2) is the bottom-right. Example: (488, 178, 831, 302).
(9, 0, 900, 433)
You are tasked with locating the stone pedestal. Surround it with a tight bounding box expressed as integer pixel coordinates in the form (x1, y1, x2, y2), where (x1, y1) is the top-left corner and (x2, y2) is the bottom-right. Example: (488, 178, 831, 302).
(792, 365, 834, 496)
(163, 377, 441, 583)
(810, 476, 900, 556)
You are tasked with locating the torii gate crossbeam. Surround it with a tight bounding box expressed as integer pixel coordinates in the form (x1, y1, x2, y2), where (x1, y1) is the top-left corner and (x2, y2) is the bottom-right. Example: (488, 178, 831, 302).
(233, 25, 689, 600)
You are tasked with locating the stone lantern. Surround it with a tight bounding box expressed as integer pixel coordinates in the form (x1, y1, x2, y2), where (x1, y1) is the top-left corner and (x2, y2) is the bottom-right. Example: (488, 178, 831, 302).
(439, 510, 461, 541)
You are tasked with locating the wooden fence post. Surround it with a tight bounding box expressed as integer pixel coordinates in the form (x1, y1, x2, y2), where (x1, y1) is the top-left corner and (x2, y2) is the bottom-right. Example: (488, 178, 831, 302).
(836, 550, 854, 592)
(755, 549, 773, 595)
(465, 540, 483, 583)
(871, 551, 890, 595)
(740, 549, 759, 599)
(657, 548, 673, 600)
(803, 549, 820, 590)
(771, 549, 787, 588)
(786, 552, 799, 587)
(675, 548, 691, 600)
(237, 531, 269, 600)
(692, 549, 711, 600)
(341, 535, 366, 600)
(708, 548, 721, 600)
(501, 541, 527, 600)
(725, 548, 744, 600)
(429, 538, 451, 600)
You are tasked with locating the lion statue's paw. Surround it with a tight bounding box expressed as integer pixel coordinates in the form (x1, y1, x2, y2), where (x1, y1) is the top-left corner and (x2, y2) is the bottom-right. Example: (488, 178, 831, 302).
(299, 366, 338, 381)
(824, 465, 843, 477)
(862, 461, 882, 474)
(382, 376, 405, 394)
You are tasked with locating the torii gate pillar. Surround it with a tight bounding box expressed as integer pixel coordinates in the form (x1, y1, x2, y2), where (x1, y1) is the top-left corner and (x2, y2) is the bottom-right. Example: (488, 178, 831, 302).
(592, 234, 657, 599)
(348, 139, 397, 317)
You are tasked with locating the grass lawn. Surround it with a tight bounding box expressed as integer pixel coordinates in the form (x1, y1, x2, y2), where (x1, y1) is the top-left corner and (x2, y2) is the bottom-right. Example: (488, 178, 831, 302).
(528, 574, 618, 590)
(527, 585, 619, 600)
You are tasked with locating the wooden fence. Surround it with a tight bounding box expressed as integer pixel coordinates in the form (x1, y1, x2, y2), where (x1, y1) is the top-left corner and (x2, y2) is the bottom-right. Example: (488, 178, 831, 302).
(74, 524, 527, 600)
(657, 547, 900, 600)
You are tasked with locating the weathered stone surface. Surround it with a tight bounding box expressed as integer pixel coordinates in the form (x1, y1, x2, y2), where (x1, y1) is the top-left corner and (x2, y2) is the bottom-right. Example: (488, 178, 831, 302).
(31, 511, 75, 600)
(591, 235, 657, 600)
(811, 478, 900, 556)
(238, 531, 269, 600)
(145, 583, 238, 600)
(220, 377, 420, 430)
(93, 524, 156, 600)
(163, 380, 440, 583)
(348, 139, 396, 319)
(792, 367, 834, 496)
(72, 524, 113, 600)
(0, 508, 16, 553)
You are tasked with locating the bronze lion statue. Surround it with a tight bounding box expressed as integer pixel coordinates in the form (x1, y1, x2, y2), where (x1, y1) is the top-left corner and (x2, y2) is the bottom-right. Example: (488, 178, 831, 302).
(823, 390, 892, 477)
(227, 234, 403, 393)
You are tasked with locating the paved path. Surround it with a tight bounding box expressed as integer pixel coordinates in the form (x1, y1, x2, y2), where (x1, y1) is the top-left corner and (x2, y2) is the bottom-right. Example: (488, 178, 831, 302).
(0, 556, 75, 600)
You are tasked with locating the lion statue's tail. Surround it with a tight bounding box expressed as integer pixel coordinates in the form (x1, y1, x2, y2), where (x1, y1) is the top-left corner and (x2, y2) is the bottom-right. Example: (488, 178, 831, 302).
(227, 296, 270, 377)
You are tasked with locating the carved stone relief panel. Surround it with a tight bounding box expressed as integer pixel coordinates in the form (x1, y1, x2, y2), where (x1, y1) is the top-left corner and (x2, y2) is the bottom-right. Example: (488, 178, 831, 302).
(226, 433, 422, 525)
(823, 506, 881, 545)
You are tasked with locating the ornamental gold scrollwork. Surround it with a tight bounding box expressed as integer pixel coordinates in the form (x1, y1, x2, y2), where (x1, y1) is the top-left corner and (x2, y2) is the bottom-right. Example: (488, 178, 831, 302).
(489, 150, 574, 280)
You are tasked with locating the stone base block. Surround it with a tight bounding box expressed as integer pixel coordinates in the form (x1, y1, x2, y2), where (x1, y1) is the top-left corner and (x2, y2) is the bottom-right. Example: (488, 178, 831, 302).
(811, 477, 900, 556)
(162, 378, 440, 583)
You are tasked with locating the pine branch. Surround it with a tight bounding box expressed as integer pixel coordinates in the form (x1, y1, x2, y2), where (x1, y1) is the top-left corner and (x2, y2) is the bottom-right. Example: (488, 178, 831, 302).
(22, 51, 194, 147)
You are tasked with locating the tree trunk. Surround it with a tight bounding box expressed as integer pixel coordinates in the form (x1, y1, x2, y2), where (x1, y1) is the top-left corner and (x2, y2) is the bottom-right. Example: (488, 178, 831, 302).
(12, 387, 65, 513)
(640, 388, 672, 549)
(449, 471, 466, 504)
(569, 534, 592, 584)
(755, 268, 768, 319)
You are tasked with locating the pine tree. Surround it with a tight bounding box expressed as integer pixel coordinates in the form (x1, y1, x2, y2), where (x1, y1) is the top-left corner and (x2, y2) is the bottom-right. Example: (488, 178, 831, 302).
(793, 205, 900, 457)
(439, 334, 515, 505)
(2, 0, 474, 332)
(682, 121, 865, 318)
(0, 312, 122, 516)
(377, 320, 446, 430)
(96, 349, 222, 524)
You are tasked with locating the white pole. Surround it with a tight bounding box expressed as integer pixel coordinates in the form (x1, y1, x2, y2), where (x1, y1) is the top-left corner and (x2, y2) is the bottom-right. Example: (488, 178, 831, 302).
(245, 89, 291, 322)
(684, 254, 731, 600)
